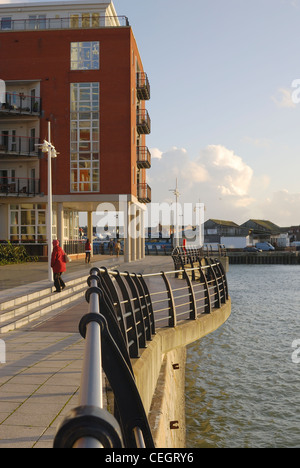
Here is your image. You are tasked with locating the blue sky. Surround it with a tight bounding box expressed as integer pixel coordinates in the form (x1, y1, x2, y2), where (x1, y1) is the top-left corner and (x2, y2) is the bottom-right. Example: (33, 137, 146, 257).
(2, 0, 300, 225)
(113, 0, 300, 226)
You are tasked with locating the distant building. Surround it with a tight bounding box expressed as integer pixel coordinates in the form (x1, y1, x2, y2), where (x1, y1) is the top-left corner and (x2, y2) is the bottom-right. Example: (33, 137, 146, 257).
(239, 219, 282, 244)
(204, 219, 242, 244)
(0, 0, 151, 261)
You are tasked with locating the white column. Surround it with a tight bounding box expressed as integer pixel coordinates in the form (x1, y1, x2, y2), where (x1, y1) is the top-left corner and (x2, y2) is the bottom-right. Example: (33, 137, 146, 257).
(136, 208, 142, 261)
(87, 211, 93, 258)
(141, 209, 145, 259)
(130, 203, 136, 262)
(57, 202, 64, 245)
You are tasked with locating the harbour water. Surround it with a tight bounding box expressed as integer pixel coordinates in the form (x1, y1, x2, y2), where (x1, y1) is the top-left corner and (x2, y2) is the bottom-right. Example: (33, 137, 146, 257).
(185, 264, 300, 448)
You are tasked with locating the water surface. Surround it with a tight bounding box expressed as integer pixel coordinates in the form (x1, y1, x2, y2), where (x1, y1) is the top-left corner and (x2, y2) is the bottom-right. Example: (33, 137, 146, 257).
(185, 264, 300, 448)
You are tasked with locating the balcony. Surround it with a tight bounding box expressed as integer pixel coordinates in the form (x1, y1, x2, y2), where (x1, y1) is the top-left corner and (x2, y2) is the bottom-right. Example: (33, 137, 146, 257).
(136, 72, 150, 101)
(137, 146, 151, 169)
(0, 16, 129, 32)
(136, 110, 151, 135)
(0, 177, 40, 197)
(0, 93, 41, 116)
(138, 183, 151, 203)
(0, 134, 41, 158)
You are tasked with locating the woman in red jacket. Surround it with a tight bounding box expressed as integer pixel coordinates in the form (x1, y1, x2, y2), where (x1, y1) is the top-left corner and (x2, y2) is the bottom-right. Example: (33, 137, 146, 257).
(51, 239, 66, 292)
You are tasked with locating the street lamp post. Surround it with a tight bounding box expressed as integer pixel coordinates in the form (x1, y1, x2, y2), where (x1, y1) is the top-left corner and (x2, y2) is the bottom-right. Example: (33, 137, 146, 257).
(38, 122, 58, 282)
(169, 178, 180, 248)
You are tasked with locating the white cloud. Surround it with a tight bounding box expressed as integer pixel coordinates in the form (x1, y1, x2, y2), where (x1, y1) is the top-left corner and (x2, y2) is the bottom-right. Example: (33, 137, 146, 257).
(149, 145, 254, 219)
(148, 144, 300, 225)
(150, 148, 163, 160)
(198, 145, 253, 197)
(271, 87, 296, 108)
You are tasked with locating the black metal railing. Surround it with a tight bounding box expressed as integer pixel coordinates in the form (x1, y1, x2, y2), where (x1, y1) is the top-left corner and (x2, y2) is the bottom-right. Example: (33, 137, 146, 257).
(136, 146, 151, 169)
(137, 183, 151, 203)
(54, 258, 229, 448)
(136, 72, 150, 100)
(0, 177, 40, 196)
(136, 109, 151, 134)
(0, 92, 41, 115)
(63, 240, 85, 255)
(0, 15, 129, 32)
(172, 245, 227, 270)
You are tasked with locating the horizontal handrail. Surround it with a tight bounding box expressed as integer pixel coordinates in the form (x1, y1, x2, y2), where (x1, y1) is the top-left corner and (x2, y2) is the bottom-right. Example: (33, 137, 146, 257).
(95, 258, 228, 358)
(0, 134, 41, 156)
(1, 93, 41, 114)
(0, 177, 40, 196)
(0, 15, 129, 32)
(54, 259, 229, 448)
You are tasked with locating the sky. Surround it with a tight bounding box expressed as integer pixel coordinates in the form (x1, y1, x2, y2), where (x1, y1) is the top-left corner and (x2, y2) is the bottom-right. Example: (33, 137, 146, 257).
(114, 0, 300, 227)
(2, 0, 300, 226)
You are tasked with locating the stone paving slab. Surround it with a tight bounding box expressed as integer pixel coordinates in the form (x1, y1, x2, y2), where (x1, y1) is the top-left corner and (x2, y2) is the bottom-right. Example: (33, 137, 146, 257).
(0, 256, 175, 448)
(0, 330, 84, 448)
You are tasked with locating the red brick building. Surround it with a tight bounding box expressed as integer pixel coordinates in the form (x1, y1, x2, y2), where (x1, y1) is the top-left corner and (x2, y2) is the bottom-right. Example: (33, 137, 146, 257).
(0, 0, 151, 261)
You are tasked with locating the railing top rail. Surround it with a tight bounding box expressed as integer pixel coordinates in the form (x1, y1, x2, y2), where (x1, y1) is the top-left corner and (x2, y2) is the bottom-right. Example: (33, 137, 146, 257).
(96, 262, 216, 279)
(0, 15, 130, 31)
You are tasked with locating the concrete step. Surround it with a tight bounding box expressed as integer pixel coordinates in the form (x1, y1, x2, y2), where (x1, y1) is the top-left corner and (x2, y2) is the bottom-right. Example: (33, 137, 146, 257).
(0, 275, 88, 333)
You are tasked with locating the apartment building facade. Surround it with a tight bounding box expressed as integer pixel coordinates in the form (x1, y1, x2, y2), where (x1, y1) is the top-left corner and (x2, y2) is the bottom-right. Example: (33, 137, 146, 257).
(0, 0, 151, 261)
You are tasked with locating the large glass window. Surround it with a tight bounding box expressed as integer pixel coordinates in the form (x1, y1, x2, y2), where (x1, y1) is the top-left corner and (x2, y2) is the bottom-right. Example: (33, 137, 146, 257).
(71, 42, 99, 70)
(9, 204, 46, 243)
(70, 83, 100, 192)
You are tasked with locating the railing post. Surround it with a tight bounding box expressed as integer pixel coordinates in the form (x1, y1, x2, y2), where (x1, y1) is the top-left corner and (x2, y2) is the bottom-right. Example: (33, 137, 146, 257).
(114, 271, 140, 358)
(161, 271, 176, 327)
(214, 261, 226, 304)
(197, 258, 211, 314)
(206, 258, 221, 309)
(124, 272, 147, 349)
(184, 269, 197, 320)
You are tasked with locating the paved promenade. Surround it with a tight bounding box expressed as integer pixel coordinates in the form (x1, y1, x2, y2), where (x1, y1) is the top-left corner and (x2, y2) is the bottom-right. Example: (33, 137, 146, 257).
(0, 254, 174, 448)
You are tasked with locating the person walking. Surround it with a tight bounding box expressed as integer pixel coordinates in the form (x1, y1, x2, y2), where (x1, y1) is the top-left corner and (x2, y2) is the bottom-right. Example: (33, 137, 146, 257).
(85, 238, 92, 264)
(115, 239, 121, 258)
(51, 239, 66, 292)
(108, 239, 114, 256)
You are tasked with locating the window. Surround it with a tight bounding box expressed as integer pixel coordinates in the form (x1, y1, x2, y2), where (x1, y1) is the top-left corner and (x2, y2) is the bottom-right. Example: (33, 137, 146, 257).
(28, 15, 46, 30)
(70, 13, 100, 29)
(9, 203, 46, 243)
(70, 83, 100, 193)
(71, 42, 99, 70)
(1, 17, 12, 30)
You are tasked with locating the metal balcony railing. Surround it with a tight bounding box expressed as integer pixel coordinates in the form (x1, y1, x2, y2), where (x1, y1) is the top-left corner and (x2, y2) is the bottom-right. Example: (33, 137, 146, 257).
(54, 258, 229, 448)
(0, 177, 40, 196)
(0, 134, 41, 157)
(136, 72, 150, 100)
(0, 16, 129, 32)
(136, 109, 151, 134)
(137, 183, 151, 203)
(0, 92, 41, 115)
(136, 146, 151, 169)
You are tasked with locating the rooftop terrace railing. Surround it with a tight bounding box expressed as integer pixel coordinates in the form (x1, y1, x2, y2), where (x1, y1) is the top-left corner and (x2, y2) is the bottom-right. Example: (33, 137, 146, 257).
(0, 15, 129, 32)
(54, 258, 229, 448)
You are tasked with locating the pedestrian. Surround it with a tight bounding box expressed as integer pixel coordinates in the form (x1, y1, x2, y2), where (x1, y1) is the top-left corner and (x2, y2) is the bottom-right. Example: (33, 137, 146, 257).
(85, 238, 91, 264)
(115, 239, 121, 258)
(51, 239, 66, 292)
(108, 239, 114, 256)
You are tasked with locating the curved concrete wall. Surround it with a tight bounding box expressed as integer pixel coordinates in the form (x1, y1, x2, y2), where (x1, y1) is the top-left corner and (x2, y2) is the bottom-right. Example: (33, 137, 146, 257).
(132, 298, 231, 447)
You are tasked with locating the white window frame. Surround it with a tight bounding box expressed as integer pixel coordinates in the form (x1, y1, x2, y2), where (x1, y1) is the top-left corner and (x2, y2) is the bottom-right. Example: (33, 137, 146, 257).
(70, 41, 100, 71)
(70, 83, 100, 193)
